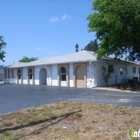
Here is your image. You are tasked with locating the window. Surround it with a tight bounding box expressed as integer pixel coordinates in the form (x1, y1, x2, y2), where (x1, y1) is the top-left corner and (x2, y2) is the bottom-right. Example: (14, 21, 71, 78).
(138, 68, 140, 73)
(120, 68, 123, 75)
(18, 70, 21, 79)
(29, 69, 32, 79)
(8, 70, 10, 78)
(11, 70, 14, 78)
(60, 67, 66, 81)
(133, 67, 136, 73)
(108, 65, 113, 72)
(5, 70, 7, 78)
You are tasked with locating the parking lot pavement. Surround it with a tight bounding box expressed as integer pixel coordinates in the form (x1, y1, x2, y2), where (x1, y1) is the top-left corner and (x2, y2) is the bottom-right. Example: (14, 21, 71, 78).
(0, 84, 140, 115)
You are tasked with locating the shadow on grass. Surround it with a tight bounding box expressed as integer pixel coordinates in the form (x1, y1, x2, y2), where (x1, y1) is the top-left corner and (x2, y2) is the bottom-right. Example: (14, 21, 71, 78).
(0, 110, 82, 134)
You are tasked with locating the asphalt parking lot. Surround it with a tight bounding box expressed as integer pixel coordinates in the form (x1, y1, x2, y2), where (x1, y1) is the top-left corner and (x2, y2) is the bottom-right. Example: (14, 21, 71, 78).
(0, 84, 140, 115)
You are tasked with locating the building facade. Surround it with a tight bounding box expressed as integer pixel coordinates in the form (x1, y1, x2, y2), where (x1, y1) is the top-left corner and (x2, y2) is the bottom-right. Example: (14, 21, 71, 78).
(0, 72, 4, 81)
(4, 51, 140, 87)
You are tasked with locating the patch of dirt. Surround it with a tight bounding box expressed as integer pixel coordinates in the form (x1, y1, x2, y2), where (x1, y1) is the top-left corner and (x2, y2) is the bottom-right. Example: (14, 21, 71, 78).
(65, 116, 81, 122)
(0, 102, 140, 140)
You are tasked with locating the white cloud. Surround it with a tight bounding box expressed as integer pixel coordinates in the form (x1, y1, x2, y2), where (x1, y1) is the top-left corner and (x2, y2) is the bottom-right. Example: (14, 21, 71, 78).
(35, 47, 40, 51)
(35, 47, 46, 51)
(49, 14, 71, 23)
(61, 14, 71, 20)
(49, 16, 59, 23)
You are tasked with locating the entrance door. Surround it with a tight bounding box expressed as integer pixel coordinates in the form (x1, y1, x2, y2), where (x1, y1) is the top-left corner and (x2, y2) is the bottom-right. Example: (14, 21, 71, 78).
(39, 68, 47, 85)
(75, 66, 84, 87)
(60, 67, 67, 86)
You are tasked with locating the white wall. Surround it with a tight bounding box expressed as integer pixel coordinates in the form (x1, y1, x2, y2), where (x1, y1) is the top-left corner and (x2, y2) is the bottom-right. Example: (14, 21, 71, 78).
(4, 65, 53, 86)
(4, 61, 140, 87)
(0, 73, 4, 81)
(96, 62, 117, 86)
(4, 69, 16, 84)
(12, 69, 16, 83)
(96, 62, 106, 86)
(46, 65, 52, 86)
(136, 65, 140, 82)
(96, 62, 140, 86)
(108, 64, 116, 86)
(34, 65, 53, 85)
(34, 66, 40, 85)
(61, 81, 67, 86)
(35, 66, 46, 85)
(52, 64, 57, 86)
(127, 65, 133, 79)
(10, 69, 16, 84)
(132, 65, 139, 78)
(69, 63, 73, 87)
(14, 69, 17, 84)
(117, 63, 130, 83)
(87, 62, 95, 88)
(4, 70, 8, 84)
(117, 63, 140, 83)
(23, 67, 27, 84)
(129, 64, 140, 82)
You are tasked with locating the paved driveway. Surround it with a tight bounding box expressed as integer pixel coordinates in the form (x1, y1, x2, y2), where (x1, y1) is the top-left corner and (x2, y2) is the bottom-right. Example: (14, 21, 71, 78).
(0, 84, 140, 115)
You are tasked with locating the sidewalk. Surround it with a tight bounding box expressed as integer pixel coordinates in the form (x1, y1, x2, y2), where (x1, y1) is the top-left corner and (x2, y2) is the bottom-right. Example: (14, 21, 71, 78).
(93, 86, 140, 93)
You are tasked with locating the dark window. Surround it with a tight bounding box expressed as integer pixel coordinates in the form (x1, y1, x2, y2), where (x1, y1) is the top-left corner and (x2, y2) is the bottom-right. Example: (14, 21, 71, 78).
(18, 70, 21, 79)
(60, 67, 66, 81)
(11, 70, 14, 78)
(120, 68, 123, 75)
(61, 67, 66, 73)
(5, 70, 7, 78)
(61, 75, 66, 81)
(133, 67, 136, 73)
(108, 65, 113, 72)
(138, 68, 140, 73)
(29, 69, 32, 79)
(8, 70, 10, 78)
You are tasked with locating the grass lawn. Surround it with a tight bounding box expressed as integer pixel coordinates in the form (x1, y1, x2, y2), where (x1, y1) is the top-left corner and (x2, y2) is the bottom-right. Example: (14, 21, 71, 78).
(0, 101, 140, 140)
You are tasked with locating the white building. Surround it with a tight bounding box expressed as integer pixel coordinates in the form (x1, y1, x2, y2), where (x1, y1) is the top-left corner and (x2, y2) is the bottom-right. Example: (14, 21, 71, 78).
(4, 51, 140, 87)
(0, 72, 4, 81)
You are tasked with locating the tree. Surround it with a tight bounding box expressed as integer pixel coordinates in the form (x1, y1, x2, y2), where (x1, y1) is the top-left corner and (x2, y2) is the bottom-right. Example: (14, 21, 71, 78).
(75, 44, 79, 52)
(87, 0, 140, 61)
(0, 36, 6, 62)
(19, 56, 38, 62)
(84, 39, 98, 52)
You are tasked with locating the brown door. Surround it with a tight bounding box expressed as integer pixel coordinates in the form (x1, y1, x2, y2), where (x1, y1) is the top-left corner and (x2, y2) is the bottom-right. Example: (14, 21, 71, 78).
(75, 66, 84, 87)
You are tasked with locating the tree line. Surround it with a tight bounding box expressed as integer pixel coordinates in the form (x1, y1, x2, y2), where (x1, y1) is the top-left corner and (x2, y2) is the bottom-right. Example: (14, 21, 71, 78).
(75, 39, 98, 52)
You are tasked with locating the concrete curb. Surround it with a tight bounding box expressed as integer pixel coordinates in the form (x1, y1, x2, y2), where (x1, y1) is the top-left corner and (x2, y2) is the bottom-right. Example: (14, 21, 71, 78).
(93, 87, 140, 94)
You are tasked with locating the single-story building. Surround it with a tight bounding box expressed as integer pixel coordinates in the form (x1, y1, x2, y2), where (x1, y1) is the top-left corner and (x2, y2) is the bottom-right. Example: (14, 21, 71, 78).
(4, 51, 140, 87)
(0, 72, 4, 81)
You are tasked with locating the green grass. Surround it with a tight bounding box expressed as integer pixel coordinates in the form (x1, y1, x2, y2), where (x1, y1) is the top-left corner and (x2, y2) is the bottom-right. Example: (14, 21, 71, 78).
(92, 120, 97, 123)
(75, 113, 83, 117)
(0, 124, 5, 129)
(0, 132, 12, 140)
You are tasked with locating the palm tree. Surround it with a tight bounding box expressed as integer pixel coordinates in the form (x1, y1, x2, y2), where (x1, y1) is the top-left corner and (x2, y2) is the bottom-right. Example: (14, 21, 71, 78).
(75, 44, 79, 52)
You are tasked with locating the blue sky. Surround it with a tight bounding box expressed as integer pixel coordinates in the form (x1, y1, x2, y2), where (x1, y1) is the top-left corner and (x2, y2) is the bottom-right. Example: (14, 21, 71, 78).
(0, 0, 95, 66)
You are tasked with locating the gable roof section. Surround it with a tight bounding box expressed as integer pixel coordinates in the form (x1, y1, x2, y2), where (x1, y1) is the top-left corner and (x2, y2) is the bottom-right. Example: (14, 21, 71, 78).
(9, 51, 97, 68)
(6, 50, 140, 69)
